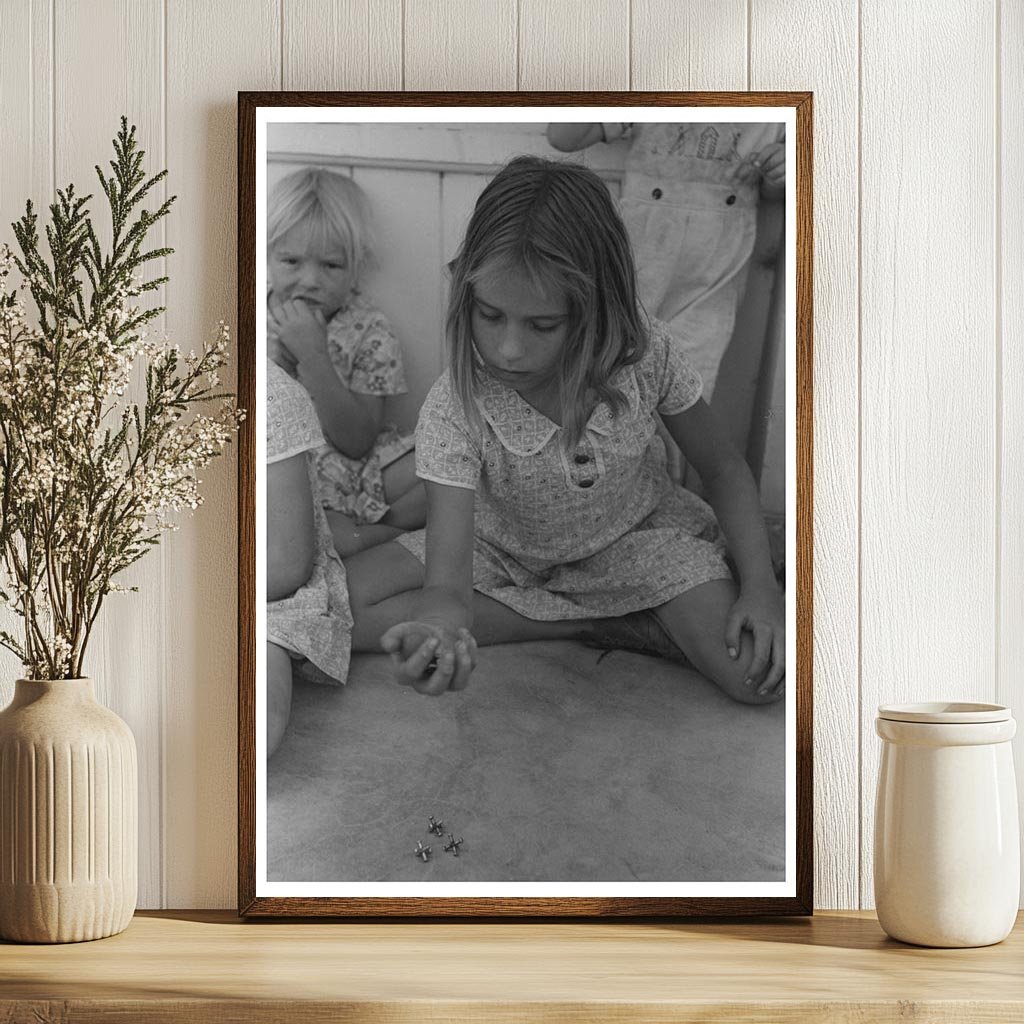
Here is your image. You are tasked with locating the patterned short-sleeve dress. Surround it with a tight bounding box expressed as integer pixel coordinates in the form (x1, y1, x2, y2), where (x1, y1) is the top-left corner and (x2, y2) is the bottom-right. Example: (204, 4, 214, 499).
(395, 317, 733, 621)
(267, 360, 352, 684)
(313, 294, 416, 524)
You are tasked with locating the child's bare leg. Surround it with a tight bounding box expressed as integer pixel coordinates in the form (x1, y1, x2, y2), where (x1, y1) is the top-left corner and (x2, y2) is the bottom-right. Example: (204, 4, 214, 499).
(345, 542, 422, 649)
(381, 482, 427, 530)
(378, 453, 426, 529)
(652, 579, 784, 705)
(327, 509, 404, 557)
(381, 450, 417, 499)
(470, 595, 586, 645)
(381, 454, 427, 529)
(267, 642, 294, 757)
(346, 541, 586, 650)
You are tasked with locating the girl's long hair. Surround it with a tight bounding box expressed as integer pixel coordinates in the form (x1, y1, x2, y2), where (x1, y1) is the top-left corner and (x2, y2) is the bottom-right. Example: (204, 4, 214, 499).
(267, 167, 377, 280)
(447, 155, 648, 450)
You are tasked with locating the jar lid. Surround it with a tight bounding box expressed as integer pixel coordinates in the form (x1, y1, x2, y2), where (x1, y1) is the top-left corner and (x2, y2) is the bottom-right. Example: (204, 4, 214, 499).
(877, 701, 1011, 724)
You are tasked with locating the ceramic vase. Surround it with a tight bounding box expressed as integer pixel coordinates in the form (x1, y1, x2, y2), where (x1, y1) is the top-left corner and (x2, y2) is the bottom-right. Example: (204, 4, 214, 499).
(874, 702, 1019, 948)
(0, 678, 137, 943)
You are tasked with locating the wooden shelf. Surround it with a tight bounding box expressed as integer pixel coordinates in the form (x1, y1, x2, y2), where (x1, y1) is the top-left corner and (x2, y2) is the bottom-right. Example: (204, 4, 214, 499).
(2, 910, 1023, 1022)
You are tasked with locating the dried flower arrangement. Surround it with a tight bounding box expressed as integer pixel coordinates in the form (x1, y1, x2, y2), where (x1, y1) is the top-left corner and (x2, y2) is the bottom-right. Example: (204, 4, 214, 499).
(0, 118, 241, 679)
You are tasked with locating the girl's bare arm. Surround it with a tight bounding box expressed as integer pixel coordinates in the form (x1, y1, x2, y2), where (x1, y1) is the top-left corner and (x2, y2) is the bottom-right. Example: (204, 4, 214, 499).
(664, 399, 785, 689)
(270, 296, 383, 458)
(380, 480, 477, 695)
(267, 454, 316, 601)
(662, 399, 776, 590)
(414, 480, 476, 630)
(298, 358, 384, 458)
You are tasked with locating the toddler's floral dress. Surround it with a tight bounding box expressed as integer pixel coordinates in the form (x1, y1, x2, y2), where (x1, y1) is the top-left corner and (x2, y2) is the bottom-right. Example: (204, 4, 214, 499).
(266, 360, 352, 685)
(314, 294, 415, 524)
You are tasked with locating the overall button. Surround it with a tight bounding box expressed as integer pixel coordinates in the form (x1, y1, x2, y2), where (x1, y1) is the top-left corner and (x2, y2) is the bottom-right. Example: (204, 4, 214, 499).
(651, 187, 662, 199)
(579, 479, 595, 489)
(574, 453, 590, 464)
(725, 194, 737, 205)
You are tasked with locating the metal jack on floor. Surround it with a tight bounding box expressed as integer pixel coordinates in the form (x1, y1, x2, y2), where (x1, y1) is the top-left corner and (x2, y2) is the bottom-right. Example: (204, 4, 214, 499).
(414, 841, 432, 862)
(443, 834, 464, 857)
(427, 816, 446, 836)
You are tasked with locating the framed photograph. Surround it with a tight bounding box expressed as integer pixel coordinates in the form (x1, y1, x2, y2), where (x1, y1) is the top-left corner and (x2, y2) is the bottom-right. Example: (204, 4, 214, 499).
(238, 91, 812, 917)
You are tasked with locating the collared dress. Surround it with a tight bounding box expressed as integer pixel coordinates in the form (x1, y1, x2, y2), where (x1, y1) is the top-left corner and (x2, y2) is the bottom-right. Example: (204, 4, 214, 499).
(266, 360, 352, 684)
(394, 319, 732, 622)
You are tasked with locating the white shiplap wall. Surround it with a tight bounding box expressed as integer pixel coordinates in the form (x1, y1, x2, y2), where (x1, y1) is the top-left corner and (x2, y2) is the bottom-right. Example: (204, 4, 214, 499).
(0, 0, 1018, 911)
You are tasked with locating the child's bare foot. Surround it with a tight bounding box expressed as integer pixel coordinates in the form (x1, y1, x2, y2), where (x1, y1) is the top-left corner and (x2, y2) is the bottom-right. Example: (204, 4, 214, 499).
(583, 611, 690, 665)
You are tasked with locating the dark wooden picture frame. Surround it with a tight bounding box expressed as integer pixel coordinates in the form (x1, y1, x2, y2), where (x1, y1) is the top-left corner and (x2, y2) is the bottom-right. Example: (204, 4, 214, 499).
(238, 91, 813, 917)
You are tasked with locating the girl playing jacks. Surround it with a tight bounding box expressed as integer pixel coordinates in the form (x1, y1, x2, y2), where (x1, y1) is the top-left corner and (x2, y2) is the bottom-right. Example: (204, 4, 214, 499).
(345, 155, 785, 703)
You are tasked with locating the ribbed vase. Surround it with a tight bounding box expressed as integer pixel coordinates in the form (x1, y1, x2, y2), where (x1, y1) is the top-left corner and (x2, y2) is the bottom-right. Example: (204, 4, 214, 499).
(0, 678, 137, 943)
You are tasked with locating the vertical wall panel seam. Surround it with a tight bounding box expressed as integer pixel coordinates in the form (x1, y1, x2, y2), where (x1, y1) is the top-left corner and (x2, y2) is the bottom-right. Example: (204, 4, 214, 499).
(279, 0, 284, 91)
(437, 173, 444, 376)
(400, 0, 405, 90)
(746, 0, 752, 89)
(29, 0, 34, 185)
(159, 0, 169, 909)
(515, 0, 521, 90)
(627, 0, 632, 90)
(856, 0, 864, 909)
(994, 0, 1003, 706)
(50, 0, 55, 198)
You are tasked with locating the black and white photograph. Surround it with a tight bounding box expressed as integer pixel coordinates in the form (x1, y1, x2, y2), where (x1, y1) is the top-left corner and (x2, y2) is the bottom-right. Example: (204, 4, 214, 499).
(240, 96, 810, 915)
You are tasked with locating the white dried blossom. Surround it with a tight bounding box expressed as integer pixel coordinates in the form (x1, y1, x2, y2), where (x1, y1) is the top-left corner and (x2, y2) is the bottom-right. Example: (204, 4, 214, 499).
(0, 121, 243, 678)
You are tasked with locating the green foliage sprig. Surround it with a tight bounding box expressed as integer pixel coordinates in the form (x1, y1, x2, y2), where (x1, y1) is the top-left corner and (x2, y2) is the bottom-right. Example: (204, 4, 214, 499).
(0, 117, 241, 679)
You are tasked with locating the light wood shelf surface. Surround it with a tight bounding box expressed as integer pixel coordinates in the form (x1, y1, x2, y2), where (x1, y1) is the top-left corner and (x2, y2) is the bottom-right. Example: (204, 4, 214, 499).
(2, 910, 1023, 1022)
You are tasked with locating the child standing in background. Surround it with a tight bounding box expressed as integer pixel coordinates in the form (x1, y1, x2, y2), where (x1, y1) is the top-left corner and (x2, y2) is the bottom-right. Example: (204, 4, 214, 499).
(345, 156, 785, 704)
(266, 360, 352, 757)
(268, 167, 426, 556)
(546, 122, 785, 402)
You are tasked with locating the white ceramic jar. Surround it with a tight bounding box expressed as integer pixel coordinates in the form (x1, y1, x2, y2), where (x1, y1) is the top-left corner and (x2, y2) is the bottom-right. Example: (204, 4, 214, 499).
(874, 702, 1019, 947)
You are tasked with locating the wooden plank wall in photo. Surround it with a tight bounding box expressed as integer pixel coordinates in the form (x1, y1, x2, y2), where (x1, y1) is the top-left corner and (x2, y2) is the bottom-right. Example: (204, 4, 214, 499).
(0, 0, 1017, 910)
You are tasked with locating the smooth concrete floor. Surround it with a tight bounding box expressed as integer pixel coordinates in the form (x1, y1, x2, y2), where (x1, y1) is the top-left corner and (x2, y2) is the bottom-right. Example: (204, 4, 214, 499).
(268, 640, 786, 883)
